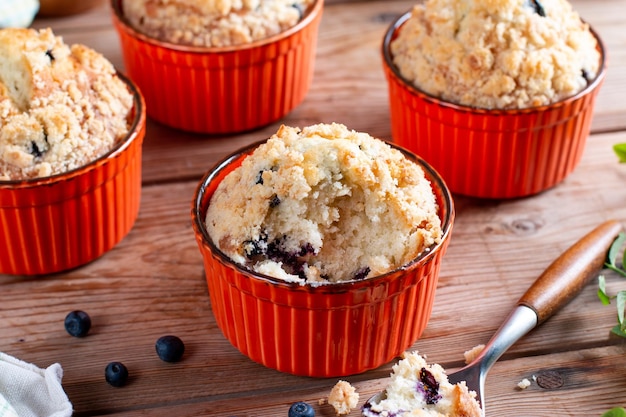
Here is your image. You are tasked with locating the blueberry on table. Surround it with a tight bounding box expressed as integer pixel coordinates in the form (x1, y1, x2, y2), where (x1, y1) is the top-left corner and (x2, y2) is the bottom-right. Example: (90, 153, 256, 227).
(105, 362, 129, 387)
(288, 401, 315, 417)
(64, 310, 91, 337)
(155, 335, 185, 362)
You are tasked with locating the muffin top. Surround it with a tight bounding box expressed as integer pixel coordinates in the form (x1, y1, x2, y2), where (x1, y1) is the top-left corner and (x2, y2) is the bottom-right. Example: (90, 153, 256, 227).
(363, 351, 482, 417)
(205, 123, 443, 285)
(390, 0, 601, 109)
(0, 28, 134, 181)
(122, 0, 315, 47)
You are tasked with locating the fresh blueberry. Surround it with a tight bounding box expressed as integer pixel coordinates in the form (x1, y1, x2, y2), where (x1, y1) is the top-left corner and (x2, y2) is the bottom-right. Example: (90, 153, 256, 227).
(527, 0, 546, 16)
(353, 266, 371, 280)
(105, 362, 129, 387)
(155, 335, 185, 362)
(64, 310, 91, 337)
(292, 3, 305, 20)
(419, 368, 442, 405)
(288, 401, 315, 417)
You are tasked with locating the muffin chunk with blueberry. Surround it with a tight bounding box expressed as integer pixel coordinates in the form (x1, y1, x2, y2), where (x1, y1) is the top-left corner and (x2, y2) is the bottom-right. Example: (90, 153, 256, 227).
(205, 122, 442, 284)
(122, 0, 315, 47)
(0, 28, 134, 180)
(362, 351, 482, 417)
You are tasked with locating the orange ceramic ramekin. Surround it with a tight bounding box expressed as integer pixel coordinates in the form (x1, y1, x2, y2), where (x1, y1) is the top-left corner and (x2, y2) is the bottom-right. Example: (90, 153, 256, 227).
(0, 74, 146, 276)
(191, 140, 454, 377)
(382, 12, 607, 199)
(110, 0, 323, 134)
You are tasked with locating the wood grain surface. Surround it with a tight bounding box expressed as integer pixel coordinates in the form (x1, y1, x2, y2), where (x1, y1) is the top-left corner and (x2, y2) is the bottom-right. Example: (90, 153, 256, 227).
(2, 1, 626, 416)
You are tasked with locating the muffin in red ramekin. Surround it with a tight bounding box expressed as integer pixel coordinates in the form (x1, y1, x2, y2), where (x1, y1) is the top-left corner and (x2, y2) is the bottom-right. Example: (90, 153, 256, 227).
(0, 28, 146, 276)
(191, 123, 454, 377)
(111, 0, 323, 134)
(0, 76, 145, 276)
(382, 1, 606, 199)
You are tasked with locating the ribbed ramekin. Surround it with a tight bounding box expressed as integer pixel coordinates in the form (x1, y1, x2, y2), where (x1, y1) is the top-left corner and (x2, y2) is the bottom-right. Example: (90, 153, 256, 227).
(111, 0, 323, 134)
(0, 74, 146, 276)
(191, 140, 454, 377)
(382, 12, 606, 199)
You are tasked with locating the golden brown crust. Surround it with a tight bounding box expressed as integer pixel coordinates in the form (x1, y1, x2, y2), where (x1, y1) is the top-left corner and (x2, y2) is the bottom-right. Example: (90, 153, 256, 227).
(205, 123, 442, 284)
(390, 0, 601, 109)
(123, 0, 315, 47)
(0, 28, 133, 180)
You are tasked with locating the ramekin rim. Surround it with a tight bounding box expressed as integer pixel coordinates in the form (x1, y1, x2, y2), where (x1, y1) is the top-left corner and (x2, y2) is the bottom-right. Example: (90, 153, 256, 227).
(0, 72, 146, 188)
(110, 0, 324, 54)
(191, 137, 455, 291)
(381, 10, 607, 115)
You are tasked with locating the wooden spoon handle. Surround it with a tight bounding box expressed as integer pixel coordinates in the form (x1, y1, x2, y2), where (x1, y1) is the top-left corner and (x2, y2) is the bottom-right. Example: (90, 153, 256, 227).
(517, 220, 623, 324)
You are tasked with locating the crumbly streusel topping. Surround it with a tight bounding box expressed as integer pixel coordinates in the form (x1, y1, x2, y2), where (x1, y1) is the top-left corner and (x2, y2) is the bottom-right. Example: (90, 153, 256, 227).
(123, 0, 315, 47)
(205, 123, 442, 284)
(0, 28, 133, 180)
(390, 0, 601, 109)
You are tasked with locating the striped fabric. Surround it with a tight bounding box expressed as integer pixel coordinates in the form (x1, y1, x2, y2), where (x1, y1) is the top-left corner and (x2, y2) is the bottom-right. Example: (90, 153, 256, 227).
(0, 0, 39, 28)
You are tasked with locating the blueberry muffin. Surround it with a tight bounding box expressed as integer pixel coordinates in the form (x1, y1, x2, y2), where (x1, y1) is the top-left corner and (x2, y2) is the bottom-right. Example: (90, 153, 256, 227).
(205, 123, 442, 284)
(0, 28, 134, 180)
(122, 0, 315, 47)
(390, 0, 601, 109)
(362, 351, 482, 417)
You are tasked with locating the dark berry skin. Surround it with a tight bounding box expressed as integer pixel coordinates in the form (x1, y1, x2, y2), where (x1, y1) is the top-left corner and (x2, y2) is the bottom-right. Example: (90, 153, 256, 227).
(288, 401, 315, 417)
(155, 335, 185, 362)
(105, 362, 129, 387)
(419, 368, 442, 405)
(64, 310, 91, 337)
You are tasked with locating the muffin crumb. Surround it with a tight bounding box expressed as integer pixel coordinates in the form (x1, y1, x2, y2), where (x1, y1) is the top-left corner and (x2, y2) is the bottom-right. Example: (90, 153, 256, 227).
(463, 344, 485, 364)
(328, 380, 359, 415)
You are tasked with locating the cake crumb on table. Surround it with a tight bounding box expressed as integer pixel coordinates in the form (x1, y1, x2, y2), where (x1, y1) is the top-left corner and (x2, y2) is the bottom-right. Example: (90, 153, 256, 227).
(328, 380, 359, 415)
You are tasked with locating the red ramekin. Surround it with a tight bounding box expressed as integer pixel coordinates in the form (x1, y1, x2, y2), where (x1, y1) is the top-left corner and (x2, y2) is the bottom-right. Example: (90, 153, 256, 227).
(0, 74, 146, 276)
(111, 0, 323, 134)
(382, 12, 607, 199)
(191, 139, 454, 377)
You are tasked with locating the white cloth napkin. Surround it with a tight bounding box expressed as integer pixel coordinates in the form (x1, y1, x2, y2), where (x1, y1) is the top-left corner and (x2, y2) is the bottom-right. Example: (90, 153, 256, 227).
(0, 0, 39, 28)
(0, 352, 72, 417)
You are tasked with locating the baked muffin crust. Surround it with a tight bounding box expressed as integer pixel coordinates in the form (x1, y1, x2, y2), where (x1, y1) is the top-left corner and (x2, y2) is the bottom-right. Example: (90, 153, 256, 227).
(122, 0, 315, 47)
(390, 0, 601, 109)
(0, 28, 133, 180)
(205, 123, 442, 284)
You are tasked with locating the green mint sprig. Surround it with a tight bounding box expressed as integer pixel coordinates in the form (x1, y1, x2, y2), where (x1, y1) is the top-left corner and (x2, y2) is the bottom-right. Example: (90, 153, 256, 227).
(614, 144, 626, 163)
(602, 408, 626, 417)
(598, 232, 626, 337)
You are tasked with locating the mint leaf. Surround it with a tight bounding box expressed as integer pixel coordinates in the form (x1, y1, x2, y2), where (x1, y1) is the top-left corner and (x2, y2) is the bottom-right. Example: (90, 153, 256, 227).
(598, 276, 611, 305)
(607, 233, 626, 268)
(611, 324, 626, 338)
(614, 144, 626, 163)
(617, 291, 626, 331)
(602, 407, 626, 417)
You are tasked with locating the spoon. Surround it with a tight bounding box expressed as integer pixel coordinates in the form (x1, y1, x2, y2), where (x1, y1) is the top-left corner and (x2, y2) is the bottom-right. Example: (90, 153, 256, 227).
(363, 220, 623, 417)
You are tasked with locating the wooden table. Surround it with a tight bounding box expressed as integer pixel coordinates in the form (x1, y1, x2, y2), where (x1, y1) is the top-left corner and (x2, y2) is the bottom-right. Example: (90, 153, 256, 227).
(3, 1, 626, 416)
